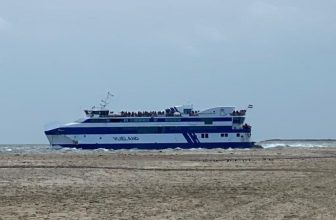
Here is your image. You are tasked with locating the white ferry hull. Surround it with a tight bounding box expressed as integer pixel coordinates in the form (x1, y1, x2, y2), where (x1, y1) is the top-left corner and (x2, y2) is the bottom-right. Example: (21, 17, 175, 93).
(45, 105, 255, 149)
(46, 131, 254, 149)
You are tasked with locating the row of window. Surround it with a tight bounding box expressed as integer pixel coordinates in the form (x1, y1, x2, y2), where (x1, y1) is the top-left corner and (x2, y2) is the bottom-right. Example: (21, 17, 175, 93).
(201, 133, 243, 138)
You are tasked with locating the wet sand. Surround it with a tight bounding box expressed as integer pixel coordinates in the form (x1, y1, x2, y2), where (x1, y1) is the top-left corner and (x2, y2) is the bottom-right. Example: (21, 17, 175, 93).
(0, 147, 335, 219)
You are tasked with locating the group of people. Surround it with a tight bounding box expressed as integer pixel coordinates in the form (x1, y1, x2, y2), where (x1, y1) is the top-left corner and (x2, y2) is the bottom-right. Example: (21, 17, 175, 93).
(243, 123, 251, 129)
(115, 109, 199, 117)
(231, 110, 247, 116)
(117, 111, 167, 117)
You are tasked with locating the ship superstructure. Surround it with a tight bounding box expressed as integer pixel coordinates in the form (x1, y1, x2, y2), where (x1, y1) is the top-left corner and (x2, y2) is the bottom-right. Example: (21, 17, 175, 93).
(45, 103, 254, 149)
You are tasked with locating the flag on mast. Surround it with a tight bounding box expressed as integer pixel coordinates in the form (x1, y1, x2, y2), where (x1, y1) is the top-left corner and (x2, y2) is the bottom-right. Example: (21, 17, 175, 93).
(248, 104, 253, 109)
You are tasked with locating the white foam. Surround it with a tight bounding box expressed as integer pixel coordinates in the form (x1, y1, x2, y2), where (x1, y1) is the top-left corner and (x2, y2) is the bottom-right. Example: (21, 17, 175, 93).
(259, 140, 336, 148)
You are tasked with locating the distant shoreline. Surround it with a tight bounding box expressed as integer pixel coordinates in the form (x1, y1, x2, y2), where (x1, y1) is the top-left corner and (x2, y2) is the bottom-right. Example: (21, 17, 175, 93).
(259, 139, 336, 142)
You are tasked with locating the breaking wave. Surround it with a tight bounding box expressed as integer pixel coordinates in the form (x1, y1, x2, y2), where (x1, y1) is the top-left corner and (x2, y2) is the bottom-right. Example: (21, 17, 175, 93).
(258, 140, 336, 148)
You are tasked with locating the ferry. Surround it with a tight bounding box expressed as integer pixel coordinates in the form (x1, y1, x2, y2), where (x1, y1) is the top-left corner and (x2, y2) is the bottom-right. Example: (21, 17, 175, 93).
(45, 94, 255, 149)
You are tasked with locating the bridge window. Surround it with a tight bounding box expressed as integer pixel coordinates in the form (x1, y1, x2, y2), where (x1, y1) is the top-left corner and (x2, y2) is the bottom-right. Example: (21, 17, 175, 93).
(183, 109, 192, 114)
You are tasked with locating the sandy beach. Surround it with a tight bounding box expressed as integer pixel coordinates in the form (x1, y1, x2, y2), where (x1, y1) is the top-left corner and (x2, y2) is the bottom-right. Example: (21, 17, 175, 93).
(0, 147, 335, 219)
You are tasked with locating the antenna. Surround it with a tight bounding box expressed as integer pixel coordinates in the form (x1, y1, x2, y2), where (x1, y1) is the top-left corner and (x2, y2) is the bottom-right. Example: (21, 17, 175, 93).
(100, 92, 114, 109)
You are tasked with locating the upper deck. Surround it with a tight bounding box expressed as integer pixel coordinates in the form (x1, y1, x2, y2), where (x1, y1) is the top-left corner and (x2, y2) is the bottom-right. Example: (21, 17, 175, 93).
(84, 105, 246, 119)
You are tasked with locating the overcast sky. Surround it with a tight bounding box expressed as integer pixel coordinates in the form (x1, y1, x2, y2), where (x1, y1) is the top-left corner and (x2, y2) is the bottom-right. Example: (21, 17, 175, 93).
(0, 0, 335, 144)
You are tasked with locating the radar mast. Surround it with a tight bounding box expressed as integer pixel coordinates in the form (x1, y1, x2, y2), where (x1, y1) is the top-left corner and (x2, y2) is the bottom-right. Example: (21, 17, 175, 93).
(91, 92, 114, 110)
(100, 92, 114, 109)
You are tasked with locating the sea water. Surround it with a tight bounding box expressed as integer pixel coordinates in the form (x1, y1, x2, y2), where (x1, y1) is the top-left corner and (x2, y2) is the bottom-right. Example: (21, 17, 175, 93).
(0, 140, 335, 154)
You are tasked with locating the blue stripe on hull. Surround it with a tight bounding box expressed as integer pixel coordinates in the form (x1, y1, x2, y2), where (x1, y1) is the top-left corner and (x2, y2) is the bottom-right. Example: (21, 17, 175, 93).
(55, 142, 256, 150)
(45, 126, 251, 135)
(189, 133, 200, 143)
(182, 133, 193, 144)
